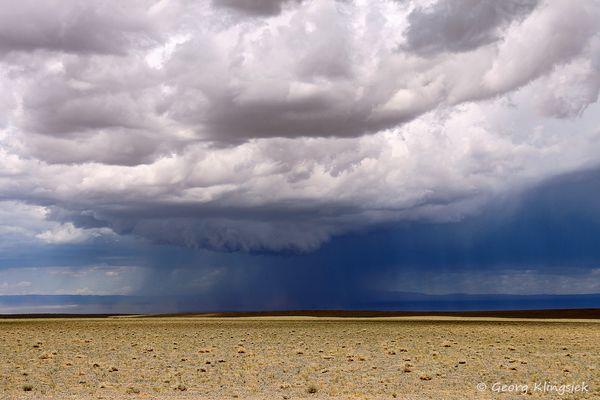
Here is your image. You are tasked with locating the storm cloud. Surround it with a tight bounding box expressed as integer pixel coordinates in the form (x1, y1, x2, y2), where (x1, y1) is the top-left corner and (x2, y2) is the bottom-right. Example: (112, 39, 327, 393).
(0, 0, 599, 254)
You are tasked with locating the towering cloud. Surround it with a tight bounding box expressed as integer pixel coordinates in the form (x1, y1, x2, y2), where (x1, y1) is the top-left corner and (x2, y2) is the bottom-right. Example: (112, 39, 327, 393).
(0, 0, 599, 252)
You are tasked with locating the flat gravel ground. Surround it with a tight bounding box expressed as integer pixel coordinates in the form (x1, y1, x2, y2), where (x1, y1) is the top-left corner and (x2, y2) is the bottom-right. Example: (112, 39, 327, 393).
(0, 317, 598, 399)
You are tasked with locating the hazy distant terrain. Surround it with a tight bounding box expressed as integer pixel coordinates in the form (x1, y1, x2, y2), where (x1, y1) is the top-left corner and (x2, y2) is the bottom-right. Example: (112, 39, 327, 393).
(1, 317, 598, 399)
(2, 293, 600, 314)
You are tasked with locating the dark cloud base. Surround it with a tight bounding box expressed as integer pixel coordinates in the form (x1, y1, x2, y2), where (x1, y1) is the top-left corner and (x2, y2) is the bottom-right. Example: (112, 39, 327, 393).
(3, 166, 599, 311)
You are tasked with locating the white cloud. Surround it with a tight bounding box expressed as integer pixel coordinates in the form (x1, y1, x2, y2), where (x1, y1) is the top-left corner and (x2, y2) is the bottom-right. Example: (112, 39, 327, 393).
(36, 223, 115, 245)
(482, 1, 599, 95)
(0, 266, 144, 295)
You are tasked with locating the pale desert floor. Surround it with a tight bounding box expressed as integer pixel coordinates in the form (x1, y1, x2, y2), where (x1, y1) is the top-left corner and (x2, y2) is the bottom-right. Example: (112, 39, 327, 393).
(0, 317, 598, 399)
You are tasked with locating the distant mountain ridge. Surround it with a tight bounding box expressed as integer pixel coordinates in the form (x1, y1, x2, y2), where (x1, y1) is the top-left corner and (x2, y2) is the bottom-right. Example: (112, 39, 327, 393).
(1, 293, 599, 315)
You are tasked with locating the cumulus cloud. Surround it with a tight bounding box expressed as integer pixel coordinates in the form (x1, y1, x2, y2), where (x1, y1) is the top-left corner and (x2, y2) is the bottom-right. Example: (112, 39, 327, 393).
(531, 37, 600, 118)
(0, 202, 114, 248)
(212, 0, 302, 16)
(0, 266, 142, 295)
(0, 201, 51, 249)
(0, 0, 159, 55)
(403, 0, 539, 55)
(0, 0, 599, 252)
(481, 0, 599, 95)
(36, 223, 115, 245)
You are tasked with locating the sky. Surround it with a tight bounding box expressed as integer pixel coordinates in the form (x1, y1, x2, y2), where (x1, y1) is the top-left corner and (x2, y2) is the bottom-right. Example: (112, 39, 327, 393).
(0, 0, 599, 312)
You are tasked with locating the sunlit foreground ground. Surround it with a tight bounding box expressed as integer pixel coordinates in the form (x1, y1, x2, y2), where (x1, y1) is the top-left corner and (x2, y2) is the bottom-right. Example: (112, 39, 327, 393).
(1, 317, 598, 399)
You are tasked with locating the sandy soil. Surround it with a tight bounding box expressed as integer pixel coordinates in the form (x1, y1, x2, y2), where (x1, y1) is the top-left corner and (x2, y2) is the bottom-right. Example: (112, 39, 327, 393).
(1, 317, 598, 399)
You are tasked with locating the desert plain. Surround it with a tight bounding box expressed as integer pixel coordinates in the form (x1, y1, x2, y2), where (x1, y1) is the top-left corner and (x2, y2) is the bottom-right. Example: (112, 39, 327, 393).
(0, 316, 598, 399)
